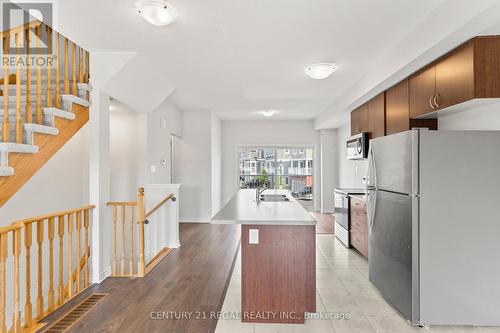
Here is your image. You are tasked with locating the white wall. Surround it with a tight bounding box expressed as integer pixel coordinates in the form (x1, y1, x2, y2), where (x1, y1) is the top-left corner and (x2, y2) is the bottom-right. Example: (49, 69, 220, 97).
(0, 125, 90, 223)
(146, 99, 183, 185)
(336, 123, 368, 188)
(438, 103, 500, 130)
(174, 110, 213, 222)
(221, 120, 321, 211)
(110, 110, 147, 201)
(320, 129, 338, 213)
(211, 113, 222, 216)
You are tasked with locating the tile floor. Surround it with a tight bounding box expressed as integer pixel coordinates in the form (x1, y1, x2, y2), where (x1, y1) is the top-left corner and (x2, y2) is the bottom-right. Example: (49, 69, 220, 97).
(215, 234, 500, 333)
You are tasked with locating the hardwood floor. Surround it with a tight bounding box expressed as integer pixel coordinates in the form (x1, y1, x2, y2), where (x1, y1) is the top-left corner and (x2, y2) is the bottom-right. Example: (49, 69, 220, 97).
(39, 223, 240, 333)
(310, 212, 335, 234)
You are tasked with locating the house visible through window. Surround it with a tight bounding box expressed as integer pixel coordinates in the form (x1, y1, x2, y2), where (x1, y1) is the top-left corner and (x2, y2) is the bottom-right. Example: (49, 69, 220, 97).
(238, 147, 313, 201)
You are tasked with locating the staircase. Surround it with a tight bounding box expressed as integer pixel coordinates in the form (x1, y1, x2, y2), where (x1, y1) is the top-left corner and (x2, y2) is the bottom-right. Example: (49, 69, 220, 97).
(0, 20, 91, 206)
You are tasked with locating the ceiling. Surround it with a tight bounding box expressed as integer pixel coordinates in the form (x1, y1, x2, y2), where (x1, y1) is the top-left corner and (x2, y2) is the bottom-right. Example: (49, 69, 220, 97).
(52, 0, 500, 125)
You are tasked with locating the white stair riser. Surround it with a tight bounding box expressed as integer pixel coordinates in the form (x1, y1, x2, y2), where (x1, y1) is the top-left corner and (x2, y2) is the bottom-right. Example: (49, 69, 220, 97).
(0, 151, 7, 167)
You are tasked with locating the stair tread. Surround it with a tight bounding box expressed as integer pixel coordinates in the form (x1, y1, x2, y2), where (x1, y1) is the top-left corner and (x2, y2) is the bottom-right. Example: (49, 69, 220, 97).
(77, 83, 92, 92)
(0, 166, 14, 177)
(24, 123, 59, 135)
(44, 107, 76, 120)
(62, 94, 90, 107)
(0, 142, 38, 153)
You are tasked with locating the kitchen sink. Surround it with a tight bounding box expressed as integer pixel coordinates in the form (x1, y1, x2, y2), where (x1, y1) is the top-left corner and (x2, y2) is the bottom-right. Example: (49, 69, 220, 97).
(259, 194, 290, 202)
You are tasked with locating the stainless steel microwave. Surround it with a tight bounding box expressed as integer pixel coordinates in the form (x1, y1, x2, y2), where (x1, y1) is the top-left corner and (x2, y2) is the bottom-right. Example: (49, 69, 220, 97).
(346, 133, 369, 160)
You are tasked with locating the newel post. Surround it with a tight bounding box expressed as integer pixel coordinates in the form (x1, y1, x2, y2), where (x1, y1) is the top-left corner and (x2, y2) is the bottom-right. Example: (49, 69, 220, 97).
(137, 188, 146, 277)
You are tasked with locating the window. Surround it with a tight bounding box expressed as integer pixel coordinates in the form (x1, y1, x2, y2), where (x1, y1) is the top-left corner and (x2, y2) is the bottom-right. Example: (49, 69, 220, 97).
(239, 147, 313, 201)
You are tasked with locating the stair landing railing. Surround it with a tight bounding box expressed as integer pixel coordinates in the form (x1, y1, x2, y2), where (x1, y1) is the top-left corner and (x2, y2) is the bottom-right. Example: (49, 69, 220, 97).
(0, 204, 95, 333)
(1, 19, 90, 144)
(107, 188, 176, 278)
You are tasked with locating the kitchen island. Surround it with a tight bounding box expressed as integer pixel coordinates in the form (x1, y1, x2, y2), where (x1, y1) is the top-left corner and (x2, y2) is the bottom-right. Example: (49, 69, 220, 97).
(211, 189, 316, 324)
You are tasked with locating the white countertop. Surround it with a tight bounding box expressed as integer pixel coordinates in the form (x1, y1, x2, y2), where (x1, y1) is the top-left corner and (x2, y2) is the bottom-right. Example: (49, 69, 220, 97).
(211, 189, 316, 226)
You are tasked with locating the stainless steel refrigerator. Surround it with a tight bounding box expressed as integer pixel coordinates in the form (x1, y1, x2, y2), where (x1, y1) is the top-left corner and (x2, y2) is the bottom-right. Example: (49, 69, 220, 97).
(365, 130, 500, 326)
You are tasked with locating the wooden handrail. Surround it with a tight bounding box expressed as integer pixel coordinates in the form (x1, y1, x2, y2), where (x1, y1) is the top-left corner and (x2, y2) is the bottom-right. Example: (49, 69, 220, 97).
(107, 201, 137, 206)
(13, 205, 95, 226)
(144, 193, 176, 220)
(0, 20, 42, 38)
(0, 224, 22, 234)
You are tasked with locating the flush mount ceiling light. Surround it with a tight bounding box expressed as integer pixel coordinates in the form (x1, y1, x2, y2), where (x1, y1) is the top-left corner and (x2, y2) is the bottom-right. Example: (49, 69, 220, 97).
(304, 63, 338, 80)
(261, 110, 277, 117)
(138, 1, 178, 26)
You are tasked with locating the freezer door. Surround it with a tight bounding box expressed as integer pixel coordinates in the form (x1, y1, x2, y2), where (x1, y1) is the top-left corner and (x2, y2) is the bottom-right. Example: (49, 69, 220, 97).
(418, 131, 500, 325)
(369, 189, 413, 321)
(370, 131, 418, 195)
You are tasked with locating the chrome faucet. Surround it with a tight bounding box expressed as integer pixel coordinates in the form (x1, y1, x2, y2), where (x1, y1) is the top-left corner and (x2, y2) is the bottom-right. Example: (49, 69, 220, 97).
(256, 186, 269, 202)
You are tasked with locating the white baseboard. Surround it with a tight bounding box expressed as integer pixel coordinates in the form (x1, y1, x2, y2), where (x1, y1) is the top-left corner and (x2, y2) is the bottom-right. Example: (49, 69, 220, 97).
(98, 266, 111, 283)
(168, 240, 181, 248)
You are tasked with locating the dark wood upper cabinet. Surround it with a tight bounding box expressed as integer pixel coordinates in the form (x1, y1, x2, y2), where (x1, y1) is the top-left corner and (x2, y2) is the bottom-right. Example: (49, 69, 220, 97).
(351, 108, 359, 135)
(474, 36, 500, 97)
(386, 79, 410, 135)
(435, 41, 475, 110)
(351, 36, 499, 139)
(368, 93, 385, 139)
(350, 104, 368, 136)
(409, 36, 500, 118)
(409, 66, 436, 118)
(358, 104, 369, 133)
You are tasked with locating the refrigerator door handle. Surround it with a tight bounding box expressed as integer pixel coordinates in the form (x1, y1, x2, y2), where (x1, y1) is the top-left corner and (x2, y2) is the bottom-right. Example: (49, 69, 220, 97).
(366, 147, 377, 231)
(368, 189, 377, 232)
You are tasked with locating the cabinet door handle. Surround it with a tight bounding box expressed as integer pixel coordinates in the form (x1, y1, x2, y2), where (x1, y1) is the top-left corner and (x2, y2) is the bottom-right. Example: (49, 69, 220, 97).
(429, 95, 435, 109)
(434, 94, 441, 108)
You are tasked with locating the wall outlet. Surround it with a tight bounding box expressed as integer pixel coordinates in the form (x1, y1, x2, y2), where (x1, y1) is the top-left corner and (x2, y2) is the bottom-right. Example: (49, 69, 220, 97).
(249, 229, 259, 244)
(355, 165, 359, 173)
(150, 165, 157, 174)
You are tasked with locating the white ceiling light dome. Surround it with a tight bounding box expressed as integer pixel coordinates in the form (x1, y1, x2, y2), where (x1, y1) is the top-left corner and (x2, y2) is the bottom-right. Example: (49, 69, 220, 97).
(261, 110, 277, 117)
(138, 1, 178, 26)
(304, 63, 338, 80)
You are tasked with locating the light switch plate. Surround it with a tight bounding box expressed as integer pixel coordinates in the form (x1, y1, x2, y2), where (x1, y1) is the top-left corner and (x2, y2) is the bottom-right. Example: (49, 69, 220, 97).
(249, 229, 259, 244)
(150, 165, 157, 174)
